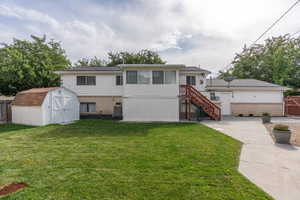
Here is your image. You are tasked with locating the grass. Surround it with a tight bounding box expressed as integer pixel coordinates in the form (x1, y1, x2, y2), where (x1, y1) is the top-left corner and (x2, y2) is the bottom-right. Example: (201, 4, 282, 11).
(0, 120, 272, 200)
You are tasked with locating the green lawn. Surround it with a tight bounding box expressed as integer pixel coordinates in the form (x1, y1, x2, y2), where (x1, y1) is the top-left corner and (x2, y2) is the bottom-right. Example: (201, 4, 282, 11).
(0, 120, 272, 200)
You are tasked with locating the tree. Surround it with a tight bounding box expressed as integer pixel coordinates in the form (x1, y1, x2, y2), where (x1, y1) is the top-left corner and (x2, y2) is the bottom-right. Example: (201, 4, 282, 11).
(107, 49, 166, 66)
(219, 34, 300, 89)
(0, 35, 71, 96)
(74, 56, 107, 67)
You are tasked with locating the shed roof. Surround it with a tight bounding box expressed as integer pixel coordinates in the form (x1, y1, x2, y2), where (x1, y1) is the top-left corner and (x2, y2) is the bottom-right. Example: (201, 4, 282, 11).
(12, 87, 59, 106)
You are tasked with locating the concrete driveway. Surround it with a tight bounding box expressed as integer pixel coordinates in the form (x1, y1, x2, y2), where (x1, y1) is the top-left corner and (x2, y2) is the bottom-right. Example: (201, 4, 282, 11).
(202, 117, 300, 200)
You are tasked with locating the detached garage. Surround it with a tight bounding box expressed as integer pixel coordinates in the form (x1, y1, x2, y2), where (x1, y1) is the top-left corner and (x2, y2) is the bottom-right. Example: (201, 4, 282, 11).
(206, 79, 289, 116)
(12, 87, 79, 126)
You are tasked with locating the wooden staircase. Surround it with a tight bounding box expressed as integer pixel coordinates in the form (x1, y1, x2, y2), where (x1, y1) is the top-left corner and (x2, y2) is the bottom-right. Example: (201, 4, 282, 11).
(180, 85, 221, 121)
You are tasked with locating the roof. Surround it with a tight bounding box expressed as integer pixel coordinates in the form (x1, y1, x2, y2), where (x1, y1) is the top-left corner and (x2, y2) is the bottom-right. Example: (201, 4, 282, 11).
(60, 66, 121, 72)
(118, 64, 185, 68)
(12, 87, 59, 106)
(56, 65, 212, 74)
(180, 66, 211, 73)
(206, 79, 289, 91)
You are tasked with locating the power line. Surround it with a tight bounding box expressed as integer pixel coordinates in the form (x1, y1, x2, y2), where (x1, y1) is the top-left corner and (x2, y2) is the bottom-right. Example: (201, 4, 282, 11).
(249, 0, 300, 48)
(221, 0, 300, 73)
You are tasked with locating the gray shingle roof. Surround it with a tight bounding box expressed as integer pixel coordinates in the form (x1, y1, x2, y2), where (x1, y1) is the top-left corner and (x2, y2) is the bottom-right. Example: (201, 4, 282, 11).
(63, 66, 121, 71)
(206, 79, 288, 90)
(59, 65, 211, 73)
(180, 66, 211, 73)
(118, 64, 185, 68)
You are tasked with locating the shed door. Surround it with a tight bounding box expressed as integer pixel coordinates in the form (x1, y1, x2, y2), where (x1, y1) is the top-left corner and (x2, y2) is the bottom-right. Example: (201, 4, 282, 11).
(52, 95, 64, 123)
(52, 93, 76, 124)
(63, 95, 75, 123)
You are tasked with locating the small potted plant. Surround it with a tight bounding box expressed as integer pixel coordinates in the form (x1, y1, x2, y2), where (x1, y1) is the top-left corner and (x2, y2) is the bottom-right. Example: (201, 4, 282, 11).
(262, 112, 271, 123)
(273, 124, 291, 144)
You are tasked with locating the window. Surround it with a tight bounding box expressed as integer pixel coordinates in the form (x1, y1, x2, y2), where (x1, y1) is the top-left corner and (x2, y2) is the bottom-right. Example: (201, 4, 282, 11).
(164, 71, 176, 84)
(152, 71, 164, 84)
(77, 76, 96, 85)
(186, 76, 196, 86)
(80, 103, 96, 113)
(126, 71, 150, 84)
(152, 71, 176, 84)
(126, 71, 137, 84)
(138, 71, 150, 84)
(116, 75, 123, 86)
(210, 92, 219, 101)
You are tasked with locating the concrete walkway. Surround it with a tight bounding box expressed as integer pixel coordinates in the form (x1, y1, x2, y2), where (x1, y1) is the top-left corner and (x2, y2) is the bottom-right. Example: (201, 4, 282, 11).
(202, 117, 300, 200)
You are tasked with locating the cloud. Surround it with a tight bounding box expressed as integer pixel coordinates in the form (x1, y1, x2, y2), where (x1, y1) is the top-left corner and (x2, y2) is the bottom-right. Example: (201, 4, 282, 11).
(0, 0, 299, 72)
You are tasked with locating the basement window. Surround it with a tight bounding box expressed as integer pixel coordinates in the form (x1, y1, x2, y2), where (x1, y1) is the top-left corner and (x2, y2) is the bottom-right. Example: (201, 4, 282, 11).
(80, 103, 96, 113)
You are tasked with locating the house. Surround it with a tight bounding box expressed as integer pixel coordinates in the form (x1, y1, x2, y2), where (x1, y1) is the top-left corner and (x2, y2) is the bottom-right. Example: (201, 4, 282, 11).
(12, 87, 79, 126)
(56, 64, 288, 121)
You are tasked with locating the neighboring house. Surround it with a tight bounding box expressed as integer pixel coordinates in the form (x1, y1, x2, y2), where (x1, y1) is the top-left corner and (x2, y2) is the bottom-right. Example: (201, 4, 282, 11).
(0, 96, 15, 101)
(12, 87, 79, 126)
(0, 96, 14, 123)
(56, 64, 288, 121)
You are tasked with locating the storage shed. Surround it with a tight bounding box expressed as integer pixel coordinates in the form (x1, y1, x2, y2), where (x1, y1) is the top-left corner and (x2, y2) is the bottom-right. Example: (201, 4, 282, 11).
(12, 87, 79, 126)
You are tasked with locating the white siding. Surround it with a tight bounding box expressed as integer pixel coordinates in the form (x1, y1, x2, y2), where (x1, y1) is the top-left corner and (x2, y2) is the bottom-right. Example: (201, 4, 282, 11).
(122, 69, 180, 121)
(203, 90, 283, 103)
(179, 73, 206, 91)
(123, 97, 179, 121)
(201, 91, 232, 115)
(202, 90, 284, 115)
(124, 84, 179, 97)
(61, 74, 123, 96)
(12, 106, 44, 126)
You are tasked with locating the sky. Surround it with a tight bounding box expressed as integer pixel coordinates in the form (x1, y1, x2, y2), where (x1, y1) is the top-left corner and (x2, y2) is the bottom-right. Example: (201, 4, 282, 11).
(0, 0, 300, 73)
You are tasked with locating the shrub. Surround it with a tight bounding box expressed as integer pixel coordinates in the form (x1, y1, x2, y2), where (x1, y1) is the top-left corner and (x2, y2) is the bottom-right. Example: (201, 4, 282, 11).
(273, 124, 289, 131)
(262, 112, 270, 116)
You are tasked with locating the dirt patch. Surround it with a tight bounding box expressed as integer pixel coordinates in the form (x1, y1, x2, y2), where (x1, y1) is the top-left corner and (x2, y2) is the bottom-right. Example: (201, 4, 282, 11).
(0, 183, 27, 196)
(265, 122, 300, 146)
